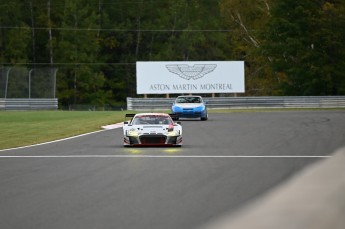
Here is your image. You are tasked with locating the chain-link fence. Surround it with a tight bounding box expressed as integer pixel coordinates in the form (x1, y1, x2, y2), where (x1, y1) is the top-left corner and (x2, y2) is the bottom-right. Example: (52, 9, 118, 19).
(0, 67, 57, 99)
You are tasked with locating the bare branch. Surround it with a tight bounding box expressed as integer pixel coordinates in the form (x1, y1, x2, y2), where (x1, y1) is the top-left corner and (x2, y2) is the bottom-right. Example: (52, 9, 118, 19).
(234, 11, 260, 48)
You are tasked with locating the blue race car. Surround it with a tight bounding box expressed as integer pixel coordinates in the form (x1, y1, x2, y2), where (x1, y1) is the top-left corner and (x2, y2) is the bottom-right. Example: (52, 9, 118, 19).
(171, 95, 208, 121)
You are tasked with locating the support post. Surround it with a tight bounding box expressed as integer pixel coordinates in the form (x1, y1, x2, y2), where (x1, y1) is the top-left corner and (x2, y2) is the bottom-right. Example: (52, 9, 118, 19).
(4, 68, 11, 99)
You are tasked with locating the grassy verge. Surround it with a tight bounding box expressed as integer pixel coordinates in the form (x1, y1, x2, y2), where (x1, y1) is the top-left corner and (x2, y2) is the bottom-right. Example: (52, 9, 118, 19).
(0, 111, 128, 150)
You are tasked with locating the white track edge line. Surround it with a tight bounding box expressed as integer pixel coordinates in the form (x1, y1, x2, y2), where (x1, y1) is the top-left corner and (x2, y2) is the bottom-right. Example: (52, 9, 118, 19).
(0, 155, 332, 158)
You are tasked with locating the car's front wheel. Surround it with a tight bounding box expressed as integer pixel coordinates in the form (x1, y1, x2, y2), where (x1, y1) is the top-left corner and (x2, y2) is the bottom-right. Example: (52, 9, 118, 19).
(201, 113, 208, 121)
(173, 117, 179, 121)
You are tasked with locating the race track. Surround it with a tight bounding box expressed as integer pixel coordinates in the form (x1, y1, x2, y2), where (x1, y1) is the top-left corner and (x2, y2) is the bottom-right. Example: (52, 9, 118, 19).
(1, 110, 344, 229)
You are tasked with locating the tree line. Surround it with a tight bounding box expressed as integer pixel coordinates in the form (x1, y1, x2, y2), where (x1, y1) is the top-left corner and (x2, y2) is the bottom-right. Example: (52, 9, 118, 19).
(1, 0, 344, 108)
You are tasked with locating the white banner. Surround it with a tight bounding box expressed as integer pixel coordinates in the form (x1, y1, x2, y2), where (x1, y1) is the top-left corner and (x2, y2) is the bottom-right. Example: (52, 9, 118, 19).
(136, 61, 245, 94)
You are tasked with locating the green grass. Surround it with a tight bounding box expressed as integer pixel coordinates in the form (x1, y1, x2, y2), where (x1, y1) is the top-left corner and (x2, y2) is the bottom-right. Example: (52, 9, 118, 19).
(0, 111, 128, 150)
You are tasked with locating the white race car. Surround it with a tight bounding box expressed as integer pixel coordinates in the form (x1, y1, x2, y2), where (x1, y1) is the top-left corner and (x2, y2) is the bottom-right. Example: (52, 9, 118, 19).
(123, 113, 182, 147)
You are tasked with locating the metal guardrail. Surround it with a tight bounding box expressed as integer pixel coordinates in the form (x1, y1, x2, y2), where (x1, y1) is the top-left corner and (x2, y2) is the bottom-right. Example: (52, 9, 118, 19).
(2, 97, 343, 111)
(0, 98, 58, 110)
(127, 96, 345, 110)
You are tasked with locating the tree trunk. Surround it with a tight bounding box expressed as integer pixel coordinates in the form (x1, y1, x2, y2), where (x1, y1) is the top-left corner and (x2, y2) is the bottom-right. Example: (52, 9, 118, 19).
(47, 0, 53, 65)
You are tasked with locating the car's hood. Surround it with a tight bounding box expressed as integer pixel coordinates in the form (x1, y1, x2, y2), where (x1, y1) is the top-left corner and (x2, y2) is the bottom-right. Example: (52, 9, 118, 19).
(175, 103, 203, 108)
(140, 125, 167, 133)
(124, 125, 169, 134)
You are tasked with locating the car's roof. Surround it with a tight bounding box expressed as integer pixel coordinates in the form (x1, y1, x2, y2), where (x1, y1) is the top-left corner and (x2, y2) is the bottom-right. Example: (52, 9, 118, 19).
(176, 95, 202, 98)
(134, 113, 170, 116)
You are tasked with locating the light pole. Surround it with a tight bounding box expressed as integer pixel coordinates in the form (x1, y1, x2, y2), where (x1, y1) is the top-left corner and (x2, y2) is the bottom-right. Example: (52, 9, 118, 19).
(28, 69, 33, 99)
(4, 67, 11, 99)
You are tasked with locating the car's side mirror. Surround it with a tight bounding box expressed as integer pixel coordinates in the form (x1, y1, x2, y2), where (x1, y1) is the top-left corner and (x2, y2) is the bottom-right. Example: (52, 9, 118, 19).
(176, 122, 181, 125)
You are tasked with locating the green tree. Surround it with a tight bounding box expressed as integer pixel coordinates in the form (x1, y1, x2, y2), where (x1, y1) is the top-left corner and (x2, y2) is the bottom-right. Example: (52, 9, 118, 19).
(0, 0, 31, 64)
(313, 1, 345, 95)
(99, 0, 232, 99)
(149, 0, 231, 61)
(261, 0, 345, 95)
(54, 0, 109, 107)
(220, 0, 277, 95)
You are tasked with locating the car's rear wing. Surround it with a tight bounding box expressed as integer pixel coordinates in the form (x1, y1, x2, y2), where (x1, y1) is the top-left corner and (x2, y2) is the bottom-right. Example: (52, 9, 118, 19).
(124, 114, 136, 125)
(125, 114, 136, 118)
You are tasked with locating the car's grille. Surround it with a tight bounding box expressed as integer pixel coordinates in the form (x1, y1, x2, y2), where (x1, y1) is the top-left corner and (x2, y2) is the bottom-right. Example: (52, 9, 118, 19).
(129, 136, 139, 144)
(166, 136, 178, 144)
(140, 135, 166, 144)
(181, 111, 201, 117)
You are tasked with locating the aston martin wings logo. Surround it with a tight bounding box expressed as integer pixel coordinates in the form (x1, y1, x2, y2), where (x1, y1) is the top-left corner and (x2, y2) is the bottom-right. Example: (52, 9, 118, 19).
(166, 64, 217, 80)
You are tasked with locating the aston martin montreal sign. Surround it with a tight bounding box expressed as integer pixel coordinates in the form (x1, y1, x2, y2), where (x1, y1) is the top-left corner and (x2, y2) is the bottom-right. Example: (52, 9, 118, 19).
(136, 61, 245, 94)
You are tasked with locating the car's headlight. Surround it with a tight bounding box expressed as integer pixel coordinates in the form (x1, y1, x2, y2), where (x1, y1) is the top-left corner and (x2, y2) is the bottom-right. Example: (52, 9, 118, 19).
(194, 105, 205, 111)
(167, 130, 180, 136)
(172, 106, 182, 112)
(127, 129, 139, 136)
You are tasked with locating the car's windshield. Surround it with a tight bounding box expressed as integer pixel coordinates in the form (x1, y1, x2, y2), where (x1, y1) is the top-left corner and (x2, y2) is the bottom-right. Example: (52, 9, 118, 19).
(132, 115, 173, 125)
(176, 97, 201, 103)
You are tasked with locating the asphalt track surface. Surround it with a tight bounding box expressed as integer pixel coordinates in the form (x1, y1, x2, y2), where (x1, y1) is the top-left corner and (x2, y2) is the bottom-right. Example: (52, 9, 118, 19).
(1, 110, 344, 229)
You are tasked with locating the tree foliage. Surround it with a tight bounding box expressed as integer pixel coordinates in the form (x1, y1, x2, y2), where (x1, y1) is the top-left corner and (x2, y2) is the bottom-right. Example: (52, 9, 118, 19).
(261, 0, 345, 95)
(0, 0, 344, 108)
(220, 0, 278, 95)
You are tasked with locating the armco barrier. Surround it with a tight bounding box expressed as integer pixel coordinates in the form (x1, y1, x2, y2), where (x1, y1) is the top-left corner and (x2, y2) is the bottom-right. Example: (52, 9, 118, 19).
(0, 98, 58, 110)
(127, 96, 345, 110)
